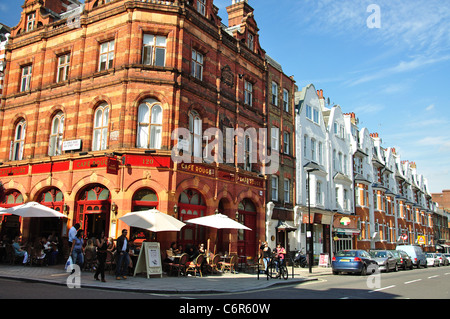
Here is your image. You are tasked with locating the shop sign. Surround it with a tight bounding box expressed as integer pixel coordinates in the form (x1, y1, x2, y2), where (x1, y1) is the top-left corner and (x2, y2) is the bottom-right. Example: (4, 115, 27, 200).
(124, 154, 171, 168)
(340, 217, 351, 226)
(32, 161, 70, 174)
(0, 165, 28, 177)
(73, 157, 109, 170)
(218, 170, 235, 182)
(302, 212, 314, 224)
(237, 174, 264, 188)
(178, 163, 215, 177)
(106, 157, 119, 175)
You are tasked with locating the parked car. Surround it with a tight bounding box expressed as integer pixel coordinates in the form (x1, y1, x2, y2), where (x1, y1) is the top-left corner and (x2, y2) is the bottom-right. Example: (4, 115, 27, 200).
(444, 254, 450, 263)
(369, 250, 398, 272)
(436, 253, 449, 266)
(398, 250, 414, 270)
(396, 245, 427, 268)
(332, 250, 378, 276)
(426, 253, 440, 267)
(389, 250, 403, 269)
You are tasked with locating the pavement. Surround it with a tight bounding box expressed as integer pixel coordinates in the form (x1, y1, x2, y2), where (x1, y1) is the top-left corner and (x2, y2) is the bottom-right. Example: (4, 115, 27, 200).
(0, 263, 332, 294)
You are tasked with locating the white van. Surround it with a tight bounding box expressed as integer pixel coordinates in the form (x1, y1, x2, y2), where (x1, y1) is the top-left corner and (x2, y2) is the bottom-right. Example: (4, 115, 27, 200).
(396, 245, 427, 268)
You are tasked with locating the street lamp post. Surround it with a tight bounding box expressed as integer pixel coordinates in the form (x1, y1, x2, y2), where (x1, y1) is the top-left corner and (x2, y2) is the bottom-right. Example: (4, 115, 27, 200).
(304, 162, 319, 274)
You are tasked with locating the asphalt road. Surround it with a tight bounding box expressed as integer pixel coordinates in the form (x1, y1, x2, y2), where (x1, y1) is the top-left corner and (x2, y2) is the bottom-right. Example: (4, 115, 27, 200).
(1, 265, 448, 301)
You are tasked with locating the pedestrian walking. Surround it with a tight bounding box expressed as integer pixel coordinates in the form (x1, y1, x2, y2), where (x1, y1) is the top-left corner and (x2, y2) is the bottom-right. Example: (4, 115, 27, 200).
(70, 229, 84, 270)
(94, 232, 108, 282)
(115, 229, 130, 280)
(68, 223, 80, 250)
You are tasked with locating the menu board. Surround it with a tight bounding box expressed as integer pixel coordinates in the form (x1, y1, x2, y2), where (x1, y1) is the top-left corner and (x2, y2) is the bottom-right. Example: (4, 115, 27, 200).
(133, 242, 162, 278)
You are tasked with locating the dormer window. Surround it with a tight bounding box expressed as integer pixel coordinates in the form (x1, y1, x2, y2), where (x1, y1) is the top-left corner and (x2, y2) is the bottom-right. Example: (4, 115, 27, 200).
(26, 12, 36, 32)
(247, 33, 254, 51)
(197, 0, 206, 16)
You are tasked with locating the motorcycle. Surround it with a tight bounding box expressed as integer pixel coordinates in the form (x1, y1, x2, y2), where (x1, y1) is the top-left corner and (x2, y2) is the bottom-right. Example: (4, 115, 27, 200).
(294, 249, 308, 268)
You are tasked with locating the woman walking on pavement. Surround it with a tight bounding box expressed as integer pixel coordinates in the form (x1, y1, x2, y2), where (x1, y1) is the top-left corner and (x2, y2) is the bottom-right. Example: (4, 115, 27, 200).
(94, 232, 108, 282)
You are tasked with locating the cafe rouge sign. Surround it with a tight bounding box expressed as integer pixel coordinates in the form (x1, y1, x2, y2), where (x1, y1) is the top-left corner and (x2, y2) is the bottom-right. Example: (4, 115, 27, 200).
(0, 155, 170, 177)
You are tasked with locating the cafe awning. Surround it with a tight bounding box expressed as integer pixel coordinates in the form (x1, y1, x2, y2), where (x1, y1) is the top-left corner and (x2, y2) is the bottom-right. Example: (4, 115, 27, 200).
(276, 220, 297, 232)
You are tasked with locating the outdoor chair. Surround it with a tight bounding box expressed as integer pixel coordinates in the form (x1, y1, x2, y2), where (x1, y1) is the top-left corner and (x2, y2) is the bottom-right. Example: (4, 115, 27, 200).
(105, 250, 115, 274)
(186, 254, 205, 277)
(207, 254, 221, 274)
(168, 253, 189, 277)
(219, 255, 237, 273)
(5, 244, 23, 265)
(83, 249, 96, 271)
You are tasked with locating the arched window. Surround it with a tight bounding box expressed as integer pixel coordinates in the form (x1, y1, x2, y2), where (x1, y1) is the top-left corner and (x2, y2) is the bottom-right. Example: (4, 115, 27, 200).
(92, 103, 109, 151)
(137, 99, 163, 149)
(189, 111, 202, 157)
(132, 188, 158, 210)
(11, 119, 26, 161)
(49, 112, 64, 156)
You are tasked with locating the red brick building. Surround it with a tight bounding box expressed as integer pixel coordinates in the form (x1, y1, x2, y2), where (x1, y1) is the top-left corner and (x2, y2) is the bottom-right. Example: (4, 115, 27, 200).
(0, 0, 272, 258)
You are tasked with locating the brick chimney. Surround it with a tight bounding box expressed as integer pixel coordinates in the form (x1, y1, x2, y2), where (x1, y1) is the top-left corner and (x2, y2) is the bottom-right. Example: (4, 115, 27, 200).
(226, 0, 254, 28)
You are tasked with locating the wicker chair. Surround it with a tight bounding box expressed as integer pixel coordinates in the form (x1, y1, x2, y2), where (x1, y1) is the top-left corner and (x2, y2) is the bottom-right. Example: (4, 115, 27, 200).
(219, 255, 237, 273)
(168, 253, 189, 277)
(207, 254, 221, 274)
(186, 254, 205, 277)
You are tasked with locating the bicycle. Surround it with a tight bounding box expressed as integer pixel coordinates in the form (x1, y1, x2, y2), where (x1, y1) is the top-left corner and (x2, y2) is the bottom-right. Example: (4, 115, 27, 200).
(266, 256, 288, 280)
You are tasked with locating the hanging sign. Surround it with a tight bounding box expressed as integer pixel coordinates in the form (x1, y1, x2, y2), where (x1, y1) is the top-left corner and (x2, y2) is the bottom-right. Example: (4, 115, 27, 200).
(133, 242, 162, 279)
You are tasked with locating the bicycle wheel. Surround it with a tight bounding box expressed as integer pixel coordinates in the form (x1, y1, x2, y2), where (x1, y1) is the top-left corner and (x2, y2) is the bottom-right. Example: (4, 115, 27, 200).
(281, 265, 288, 280)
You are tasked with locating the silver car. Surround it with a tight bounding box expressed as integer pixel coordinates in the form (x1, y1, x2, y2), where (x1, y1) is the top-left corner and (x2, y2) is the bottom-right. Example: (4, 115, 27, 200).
(369, 250, 398, 272)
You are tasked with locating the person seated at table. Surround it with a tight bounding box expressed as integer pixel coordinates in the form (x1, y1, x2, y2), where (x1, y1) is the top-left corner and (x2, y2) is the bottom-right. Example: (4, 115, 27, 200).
(107, 237, 116, 253)
(176, 244, 183, 255)
(185, 244, 199, 261)
(164, 242, 178, 263)
(12, 236, 28, 264)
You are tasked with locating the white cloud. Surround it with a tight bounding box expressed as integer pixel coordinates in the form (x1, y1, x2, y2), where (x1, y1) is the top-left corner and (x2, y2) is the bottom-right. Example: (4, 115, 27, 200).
(425, 104, 435, 111)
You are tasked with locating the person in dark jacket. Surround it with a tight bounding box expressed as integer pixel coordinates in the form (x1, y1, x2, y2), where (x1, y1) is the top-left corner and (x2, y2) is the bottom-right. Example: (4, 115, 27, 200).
(115, 229, 130, 280)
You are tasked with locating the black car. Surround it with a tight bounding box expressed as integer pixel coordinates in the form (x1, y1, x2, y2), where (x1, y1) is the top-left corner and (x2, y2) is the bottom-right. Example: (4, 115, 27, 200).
(398, 250, 414, 270)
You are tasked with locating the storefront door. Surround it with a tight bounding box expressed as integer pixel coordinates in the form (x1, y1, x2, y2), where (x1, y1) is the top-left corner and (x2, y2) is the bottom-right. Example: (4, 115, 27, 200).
(178, 189, 206, 249)
(237, 199, 257, 257)
(76, 185, 110, 239)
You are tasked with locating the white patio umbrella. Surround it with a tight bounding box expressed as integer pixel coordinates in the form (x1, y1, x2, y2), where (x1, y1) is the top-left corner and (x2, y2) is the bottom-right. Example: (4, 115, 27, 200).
(185, 213, 251, 230)
(0, 201, 66, 218)
(119, 209, 186, 232)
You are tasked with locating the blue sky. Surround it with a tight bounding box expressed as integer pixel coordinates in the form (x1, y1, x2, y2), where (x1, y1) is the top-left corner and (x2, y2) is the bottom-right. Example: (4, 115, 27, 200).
(1, 0, 449, 193)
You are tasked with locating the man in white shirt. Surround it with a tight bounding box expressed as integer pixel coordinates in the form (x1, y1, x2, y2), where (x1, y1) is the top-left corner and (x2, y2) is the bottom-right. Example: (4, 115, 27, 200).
(68, 223, 80, 249)
(115, 229, 130, 280)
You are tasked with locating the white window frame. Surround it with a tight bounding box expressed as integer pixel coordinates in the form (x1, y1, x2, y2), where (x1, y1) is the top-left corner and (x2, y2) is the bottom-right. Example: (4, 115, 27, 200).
(271, 127, 279, 151)
(244, 80, 253, 106)
(191, 49, 203, 80)
(197, 0, 206, 15)
(137, 99, 163, 150)
(142, 34, 167, 67)
(189, 111, 202, 158)
(99, 40, 115, 71)
(271, 82, 278, 106)
(283, 131, 290, 155)
(316, 181, 322, 205)
(284, 179, 290, 203)
(20, 65, 32, 92)
(11, 119, 26, 161)
(271, 176, 279, 201)
(26, 12, 36, 32)
(92, 104, 109, 151)
(49, 112, 64, 156)
(57, 53, 70, 83)
(283, 89, 289, 112)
